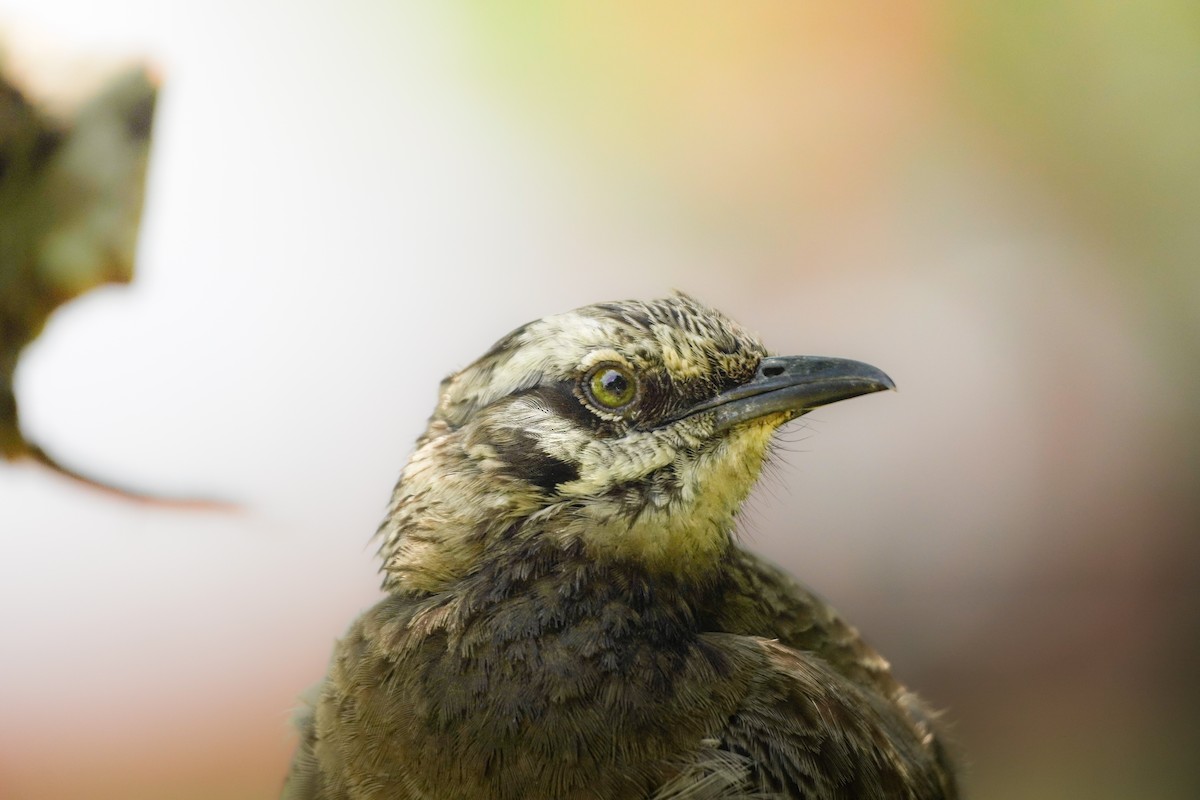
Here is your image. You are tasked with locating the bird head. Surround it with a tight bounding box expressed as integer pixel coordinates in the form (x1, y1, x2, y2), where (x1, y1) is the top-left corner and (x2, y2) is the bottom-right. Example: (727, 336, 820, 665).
(378, 294, 893, 593)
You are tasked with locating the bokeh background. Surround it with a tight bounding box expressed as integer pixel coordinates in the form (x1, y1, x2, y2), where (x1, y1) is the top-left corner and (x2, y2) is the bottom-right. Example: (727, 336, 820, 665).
(3, 2, 1198, 798)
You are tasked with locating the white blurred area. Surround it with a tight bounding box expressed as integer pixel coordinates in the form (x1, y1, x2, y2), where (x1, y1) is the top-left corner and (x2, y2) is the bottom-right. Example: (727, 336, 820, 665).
(1, 3, 1193, 800)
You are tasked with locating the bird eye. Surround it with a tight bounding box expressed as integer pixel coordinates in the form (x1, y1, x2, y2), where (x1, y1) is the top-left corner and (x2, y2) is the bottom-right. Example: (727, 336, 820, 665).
(585, 365, 637, 411)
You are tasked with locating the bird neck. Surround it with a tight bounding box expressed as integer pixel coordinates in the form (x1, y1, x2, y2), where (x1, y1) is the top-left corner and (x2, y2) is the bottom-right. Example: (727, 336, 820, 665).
(424, 535, 725, 654)
(376, 421, 743, 594)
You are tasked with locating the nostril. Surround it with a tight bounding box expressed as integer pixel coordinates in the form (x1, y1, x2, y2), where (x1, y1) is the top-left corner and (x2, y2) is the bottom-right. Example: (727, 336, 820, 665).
(761, 365, 785, 378)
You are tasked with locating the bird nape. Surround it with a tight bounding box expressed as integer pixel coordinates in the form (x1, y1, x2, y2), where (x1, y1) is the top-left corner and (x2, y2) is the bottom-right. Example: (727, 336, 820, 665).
(284, 294, 958, 800)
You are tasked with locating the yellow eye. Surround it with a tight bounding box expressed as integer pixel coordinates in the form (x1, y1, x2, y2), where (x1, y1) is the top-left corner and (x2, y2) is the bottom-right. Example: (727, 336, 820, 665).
(586, 365, 637, 410)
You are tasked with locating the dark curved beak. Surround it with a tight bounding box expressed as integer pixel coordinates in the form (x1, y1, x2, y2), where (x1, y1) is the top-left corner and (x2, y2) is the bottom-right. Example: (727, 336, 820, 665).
(683, 355, 895, 432)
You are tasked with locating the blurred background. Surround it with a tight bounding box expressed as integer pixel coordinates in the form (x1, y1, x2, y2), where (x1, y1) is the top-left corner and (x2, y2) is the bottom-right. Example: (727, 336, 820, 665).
(2, 2, 1198, 798)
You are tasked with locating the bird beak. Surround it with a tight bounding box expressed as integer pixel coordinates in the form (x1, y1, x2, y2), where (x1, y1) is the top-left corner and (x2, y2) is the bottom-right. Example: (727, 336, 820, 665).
(680, 355, 895, 432)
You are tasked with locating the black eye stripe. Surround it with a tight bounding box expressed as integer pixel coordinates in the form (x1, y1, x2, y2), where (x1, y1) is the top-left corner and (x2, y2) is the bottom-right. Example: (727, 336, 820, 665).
(520, 384, 616, 435)
(490, 427, 580, 494)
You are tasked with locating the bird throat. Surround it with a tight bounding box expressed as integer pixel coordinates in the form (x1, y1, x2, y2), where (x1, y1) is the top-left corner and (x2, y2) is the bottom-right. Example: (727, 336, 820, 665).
(558, 419, 779, 576)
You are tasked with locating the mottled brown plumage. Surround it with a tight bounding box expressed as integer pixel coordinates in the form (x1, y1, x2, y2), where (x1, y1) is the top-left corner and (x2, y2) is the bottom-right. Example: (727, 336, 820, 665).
(284, 295, 958, 799)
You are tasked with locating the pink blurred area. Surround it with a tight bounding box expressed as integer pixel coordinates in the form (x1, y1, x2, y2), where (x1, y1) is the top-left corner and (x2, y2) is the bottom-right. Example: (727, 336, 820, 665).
(2, 2, 1198, 799)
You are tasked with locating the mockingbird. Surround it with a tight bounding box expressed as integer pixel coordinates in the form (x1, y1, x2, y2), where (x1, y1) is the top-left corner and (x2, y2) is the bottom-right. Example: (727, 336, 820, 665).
(284, 294, 957, 800)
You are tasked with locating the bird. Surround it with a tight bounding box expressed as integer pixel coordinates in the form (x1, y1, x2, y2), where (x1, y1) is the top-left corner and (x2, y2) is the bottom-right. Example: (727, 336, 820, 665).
(284, 293, 958, 800)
